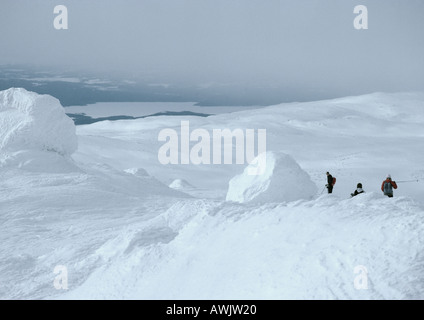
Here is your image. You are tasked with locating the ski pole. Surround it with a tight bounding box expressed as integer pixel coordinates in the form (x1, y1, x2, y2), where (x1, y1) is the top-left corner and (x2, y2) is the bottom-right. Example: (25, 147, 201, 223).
(396, 179, 419, 183)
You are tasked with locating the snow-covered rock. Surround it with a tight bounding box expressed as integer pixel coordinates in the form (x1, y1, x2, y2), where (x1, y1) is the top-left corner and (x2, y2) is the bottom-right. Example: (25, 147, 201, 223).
(0, 88, 77, 157)
(226, 151, 317, 203)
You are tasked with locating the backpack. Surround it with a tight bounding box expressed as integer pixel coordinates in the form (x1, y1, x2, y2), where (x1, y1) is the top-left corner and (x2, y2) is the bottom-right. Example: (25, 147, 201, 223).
(332, 177, 336, 186)
(383, 181, 393, 194)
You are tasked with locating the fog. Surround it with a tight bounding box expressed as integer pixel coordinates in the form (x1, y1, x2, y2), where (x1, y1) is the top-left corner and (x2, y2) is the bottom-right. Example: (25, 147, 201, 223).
(1, 0, 424, 99)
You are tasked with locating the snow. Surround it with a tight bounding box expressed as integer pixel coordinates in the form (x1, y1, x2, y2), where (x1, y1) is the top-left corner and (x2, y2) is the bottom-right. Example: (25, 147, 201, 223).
(53, 193, 424, 300)
(168, 178, 195, 190)
(0, 88, 77, 161)
(226, 151, 317, 203)
(1, 88, 424, 300)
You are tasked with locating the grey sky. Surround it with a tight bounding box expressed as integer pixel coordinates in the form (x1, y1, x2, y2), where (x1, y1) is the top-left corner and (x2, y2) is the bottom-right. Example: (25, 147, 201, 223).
(1, 0, 423, 95)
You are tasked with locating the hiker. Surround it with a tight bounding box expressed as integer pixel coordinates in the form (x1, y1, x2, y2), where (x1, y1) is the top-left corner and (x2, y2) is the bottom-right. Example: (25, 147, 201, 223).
(381, 175, 397, 198)
(351, 183, 365, 197)
(326, 172, 335, 194)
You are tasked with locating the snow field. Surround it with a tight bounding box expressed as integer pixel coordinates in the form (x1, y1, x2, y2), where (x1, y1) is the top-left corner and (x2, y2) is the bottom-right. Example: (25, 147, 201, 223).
(1, 89, 424, 299)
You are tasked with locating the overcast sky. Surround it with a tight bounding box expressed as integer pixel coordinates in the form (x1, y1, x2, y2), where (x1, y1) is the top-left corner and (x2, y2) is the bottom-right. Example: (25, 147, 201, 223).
(1, 0, 423, 95)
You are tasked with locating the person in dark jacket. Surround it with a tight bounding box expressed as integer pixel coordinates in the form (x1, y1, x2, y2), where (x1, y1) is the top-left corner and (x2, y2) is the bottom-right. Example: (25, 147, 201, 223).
(351, 183, 365, 197)
(381, 175, 397, 198)
(326, 172, 334, 194)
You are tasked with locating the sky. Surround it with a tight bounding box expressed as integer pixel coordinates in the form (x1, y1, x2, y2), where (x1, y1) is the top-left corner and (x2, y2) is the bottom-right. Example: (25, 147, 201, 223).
(1, 0, 424, 98)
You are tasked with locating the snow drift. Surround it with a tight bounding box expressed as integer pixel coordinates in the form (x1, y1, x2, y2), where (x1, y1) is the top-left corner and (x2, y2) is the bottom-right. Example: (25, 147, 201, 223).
(226, 151, 318, 203)
(0, 88, 77, 157)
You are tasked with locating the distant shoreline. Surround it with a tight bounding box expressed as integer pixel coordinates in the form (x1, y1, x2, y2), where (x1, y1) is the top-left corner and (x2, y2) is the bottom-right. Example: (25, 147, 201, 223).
(66, 110, 212, 126)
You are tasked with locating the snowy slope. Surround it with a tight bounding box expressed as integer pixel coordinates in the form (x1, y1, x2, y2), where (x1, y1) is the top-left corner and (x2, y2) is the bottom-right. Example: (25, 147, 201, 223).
(1, 89, 424, 299)
(59, 193, 424, 299)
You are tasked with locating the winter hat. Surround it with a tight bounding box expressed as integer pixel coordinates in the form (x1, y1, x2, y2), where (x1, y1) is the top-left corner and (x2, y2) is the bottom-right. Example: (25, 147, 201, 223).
(387, 174, 391, 179)
(357, 183, 362, 188)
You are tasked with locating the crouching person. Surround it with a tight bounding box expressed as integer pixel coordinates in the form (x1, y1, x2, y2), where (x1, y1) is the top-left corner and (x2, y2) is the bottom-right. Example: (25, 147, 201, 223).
(351, 183, 365, 197)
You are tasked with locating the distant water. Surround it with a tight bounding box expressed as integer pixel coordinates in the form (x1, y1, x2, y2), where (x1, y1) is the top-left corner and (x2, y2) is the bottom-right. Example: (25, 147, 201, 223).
(0, 66, 343, 108)
(0, 72, 189, 107)
(67, 111, 212, 125)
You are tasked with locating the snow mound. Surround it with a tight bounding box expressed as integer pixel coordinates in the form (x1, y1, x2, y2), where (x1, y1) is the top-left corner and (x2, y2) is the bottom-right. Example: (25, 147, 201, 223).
(226, 151, 317, 203)
(124, 167, 150, 177)
(169, 179, 195, 190)
(0, 88, 77, 156)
